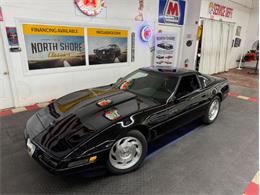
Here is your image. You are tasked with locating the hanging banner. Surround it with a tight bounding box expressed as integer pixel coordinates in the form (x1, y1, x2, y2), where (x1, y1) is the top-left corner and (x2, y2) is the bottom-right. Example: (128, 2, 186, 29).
(158, 0, 186, 25)
(23, 24, 85, 70)
(154, 33, 177, 67)
(88, 28, 128, 65)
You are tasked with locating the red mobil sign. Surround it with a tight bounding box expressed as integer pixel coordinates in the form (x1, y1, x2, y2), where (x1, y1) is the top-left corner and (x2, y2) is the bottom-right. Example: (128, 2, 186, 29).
(208, 2, 233, 18)
(158, 0, 186, 25)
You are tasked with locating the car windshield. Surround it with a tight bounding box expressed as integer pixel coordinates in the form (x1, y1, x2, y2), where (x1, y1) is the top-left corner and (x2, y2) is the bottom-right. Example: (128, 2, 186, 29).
(114, 69, 178, 103)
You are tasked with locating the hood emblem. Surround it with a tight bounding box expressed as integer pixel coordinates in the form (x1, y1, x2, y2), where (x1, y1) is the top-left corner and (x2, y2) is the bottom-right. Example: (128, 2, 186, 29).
(97, 99, 112, 107)
(104, 108, 120, 121)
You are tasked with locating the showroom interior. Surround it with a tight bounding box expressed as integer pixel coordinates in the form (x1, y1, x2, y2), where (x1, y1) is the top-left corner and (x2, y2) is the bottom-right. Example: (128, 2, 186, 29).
(0, 0, 259, 194)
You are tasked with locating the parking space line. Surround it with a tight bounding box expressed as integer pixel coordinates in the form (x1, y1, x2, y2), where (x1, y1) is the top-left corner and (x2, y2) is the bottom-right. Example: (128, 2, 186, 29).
(243, 171, 259, 195)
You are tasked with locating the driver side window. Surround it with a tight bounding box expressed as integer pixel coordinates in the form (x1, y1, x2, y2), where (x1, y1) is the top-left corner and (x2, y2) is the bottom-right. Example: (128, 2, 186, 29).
(175, 75, 200, 98)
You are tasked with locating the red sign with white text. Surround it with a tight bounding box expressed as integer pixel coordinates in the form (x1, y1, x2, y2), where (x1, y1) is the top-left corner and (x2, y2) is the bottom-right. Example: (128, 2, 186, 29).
(208, 2, 233, 18)
(0, 7, 3, 21)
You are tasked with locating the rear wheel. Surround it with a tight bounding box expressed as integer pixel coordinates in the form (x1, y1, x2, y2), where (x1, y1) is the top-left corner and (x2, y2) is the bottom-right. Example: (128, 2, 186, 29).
(107, 130, 147, 174)
(202, 96, 221, 124)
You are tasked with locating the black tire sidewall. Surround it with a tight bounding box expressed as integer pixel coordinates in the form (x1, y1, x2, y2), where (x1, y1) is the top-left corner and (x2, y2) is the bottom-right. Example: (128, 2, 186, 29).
(107, 130, 148, 175)
(203, 96, 221, 124)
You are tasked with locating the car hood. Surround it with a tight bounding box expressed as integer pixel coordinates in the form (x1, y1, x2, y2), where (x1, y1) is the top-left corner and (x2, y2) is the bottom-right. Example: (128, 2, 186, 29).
(26, 86, 157, 158)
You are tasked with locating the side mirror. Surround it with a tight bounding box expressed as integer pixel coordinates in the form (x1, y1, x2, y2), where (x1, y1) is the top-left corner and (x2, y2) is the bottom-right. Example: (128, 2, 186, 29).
(116, 77, 123, 84)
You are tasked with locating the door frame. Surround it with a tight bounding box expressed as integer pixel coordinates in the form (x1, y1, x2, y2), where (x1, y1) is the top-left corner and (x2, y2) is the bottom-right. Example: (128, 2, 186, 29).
(0, 22, 18, 109)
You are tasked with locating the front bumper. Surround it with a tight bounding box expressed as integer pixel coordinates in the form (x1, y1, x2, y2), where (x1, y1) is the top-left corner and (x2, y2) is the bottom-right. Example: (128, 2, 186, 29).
(25, 138, 109, 175)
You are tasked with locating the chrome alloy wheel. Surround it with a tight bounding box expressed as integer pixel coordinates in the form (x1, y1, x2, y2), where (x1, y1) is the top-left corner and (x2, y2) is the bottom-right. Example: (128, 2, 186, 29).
(109, 137, 142, 170)
(208, 99, 220, 121)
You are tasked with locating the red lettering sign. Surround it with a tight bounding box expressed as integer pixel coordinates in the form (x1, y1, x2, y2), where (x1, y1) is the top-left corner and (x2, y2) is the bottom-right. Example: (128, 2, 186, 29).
(209, 2, 233, 18)
(167, 1, 179, 16)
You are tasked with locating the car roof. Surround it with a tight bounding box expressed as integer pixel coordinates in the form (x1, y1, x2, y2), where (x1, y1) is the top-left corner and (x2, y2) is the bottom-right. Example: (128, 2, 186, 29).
(140, 66, 198, 77)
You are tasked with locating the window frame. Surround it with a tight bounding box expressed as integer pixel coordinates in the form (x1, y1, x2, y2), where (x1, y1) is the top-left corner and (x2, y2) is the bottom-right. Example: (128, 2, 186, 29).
(172, 73, 202, 100)
(198, 74, 210, 88)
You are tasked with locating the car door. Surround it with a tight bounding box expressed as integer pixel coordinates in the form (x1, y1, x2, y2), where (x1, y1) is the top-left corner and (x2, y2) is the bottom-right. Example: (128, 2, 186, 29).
(151, 74, 207, 137)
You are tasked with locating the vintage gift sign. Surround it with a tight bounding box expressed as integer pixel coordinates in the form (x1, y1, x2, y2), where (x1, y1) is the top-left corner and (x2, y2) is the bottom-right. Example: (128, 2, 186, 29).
(87, 28, 128, 65)
(158, 0, 186, 25)
(23, 24, 85, 70)
(208, 2, 233, 18)
(154, 33, 177, 67)
(6, 27, 19, 46)
(75, 0, 105, 16)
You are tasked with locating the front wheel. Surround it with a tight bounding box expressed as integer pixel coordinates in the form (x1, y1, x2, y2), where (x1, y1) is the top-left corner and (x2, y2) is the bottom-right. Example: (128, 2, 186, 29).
(107, 130, 147, 174)
(202, 96, 221, 124)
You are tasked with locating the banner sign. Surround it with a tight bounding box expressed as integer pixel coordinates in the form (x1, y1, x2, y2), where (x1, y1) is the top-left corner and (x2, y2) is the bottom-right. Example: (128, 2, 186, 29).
(23, 24, 85, 70)
(158, 0, 186, 25)
(87, 28, 128, 65)
(154, 33, 177, 67)
(208, 2, 233, 18)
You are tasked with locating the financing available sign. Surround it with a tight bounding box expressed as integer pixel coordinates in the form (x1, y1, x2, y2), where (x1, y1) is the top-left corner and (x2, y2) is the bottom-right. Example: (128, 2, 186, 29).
(158, 0, 186, 25)
(23, 24, 85, 70)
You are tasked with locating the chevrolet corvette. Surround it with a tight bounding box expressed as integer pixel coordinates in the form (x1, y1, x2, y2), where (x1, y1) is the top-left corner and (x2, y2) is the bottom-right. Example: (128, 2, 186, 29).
(24, 67, 229, 175)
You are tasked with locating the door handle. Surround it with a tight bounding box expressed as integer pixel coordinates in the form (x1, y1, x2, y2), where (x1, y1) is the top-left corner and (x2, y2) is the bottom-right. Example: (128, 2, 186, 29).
(3, 71, 9, 75)
(201, 94, 206, 98)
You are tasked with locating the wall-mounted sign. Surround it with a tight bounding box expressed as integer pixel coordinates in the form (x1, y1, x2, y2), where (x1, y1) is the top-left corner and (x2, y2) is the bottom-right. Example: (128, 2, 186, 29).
(6, 27, 21, 52)
(131, 32, 135, 62)
(154, 33, 177, 67)
(87, 28, 128, 65)
(0, 7, 3, 21)
(6, 27, 19, 46)
(208, 2, 233, 18)
(23, 24, 85, 70)
(235, 26, 242, 36)
(75, 0, 105, 16)
(158, 0, 186, 25)
(140, 25, 153, 42)
(234, 37, 241, 47)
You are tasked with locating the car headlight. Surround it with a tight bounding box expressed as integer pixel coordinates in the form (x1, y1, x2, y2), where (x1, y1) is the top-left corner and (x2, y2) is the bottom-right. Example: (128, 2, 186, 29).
(26, 138, 36, 157)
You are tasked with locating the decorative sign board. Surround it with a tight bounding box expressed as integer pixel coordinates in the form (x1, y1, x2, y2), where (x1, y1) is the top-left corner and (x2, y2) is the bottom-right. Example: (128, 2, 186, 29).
(75, 0, 105, 16)
(23, 24, 85, 70)
(154, 33, 177, 67)
(208, 2, 233, 18)
(158, 0, 186, 25)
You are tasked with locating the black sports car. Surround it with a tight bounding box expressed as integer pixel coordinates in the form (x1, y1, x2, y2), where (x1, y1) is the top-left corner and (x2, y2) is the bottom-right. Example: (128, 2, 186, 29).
(156, 55, 164, 59)
(157, 43, 173, 50)
(93, 44, 121, 63)
(25, 67, 229, 175)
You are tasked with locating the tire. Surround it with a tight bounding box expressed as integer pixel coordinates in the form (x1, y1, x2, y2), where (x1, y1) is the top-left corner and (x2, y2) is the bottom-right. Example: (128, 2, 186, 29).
(107, 130, 147, 174)
(202, 96, 221, 124)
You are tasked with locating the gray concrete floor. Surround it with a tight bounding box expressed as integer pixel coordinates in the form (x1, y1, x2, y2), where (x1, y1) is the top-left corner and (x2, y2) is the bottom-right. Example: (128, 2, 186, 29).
(0, 85, 258, 195)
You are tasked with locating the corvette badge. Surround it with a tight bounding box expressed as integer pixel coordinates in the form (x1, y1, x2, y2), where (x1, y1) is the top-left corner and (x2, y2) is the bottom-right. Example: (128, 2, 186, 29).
(104, 109, 120, 121)
(97, 99, 112, 107)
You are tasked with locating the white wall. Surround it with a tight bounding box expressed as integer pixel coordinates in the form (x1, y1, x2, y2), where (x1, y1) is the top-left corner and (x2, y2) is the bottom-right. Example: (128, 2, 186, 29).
(1, 0, 186, 107)
(200, 0, 254, 69)
(244, 0, 259, 52)
(180, 0, 202, 69)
